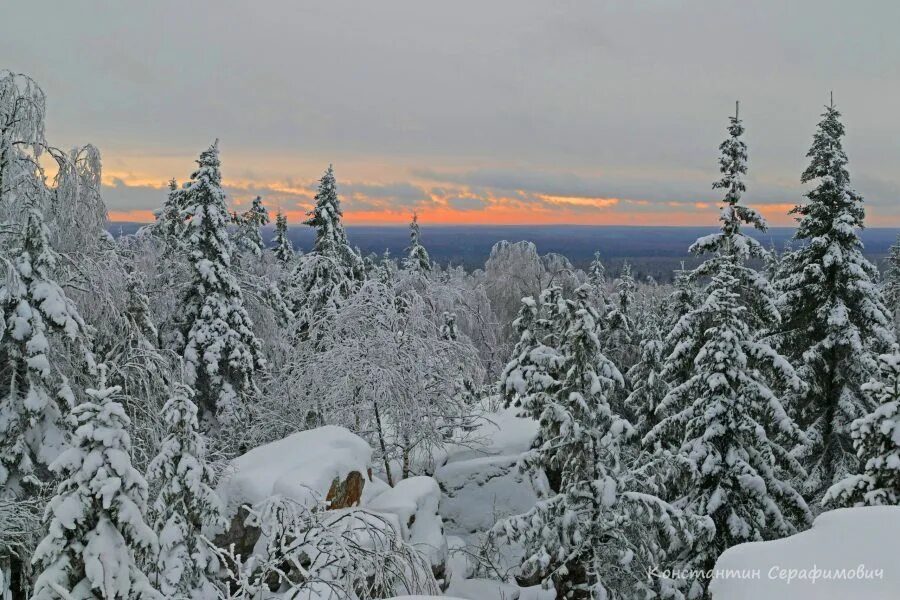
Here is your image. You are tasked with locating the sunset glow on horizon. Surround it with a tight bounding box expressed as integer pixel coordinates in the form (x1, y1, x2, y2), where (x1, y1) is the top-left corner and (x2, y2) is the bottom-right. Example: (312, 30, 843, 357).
(100, 168, 892, 228)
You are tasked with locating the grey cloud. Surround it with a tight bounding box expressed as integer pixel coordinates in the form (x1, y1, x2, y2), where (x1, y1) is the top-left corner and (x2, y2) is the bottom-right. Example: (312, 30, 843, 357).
(341, 182, 432, 208)
(5, 1, 899, 223)
(102, 179, 167, 211)
(445, 196, 488, 211)
(413, 167, 802, 207)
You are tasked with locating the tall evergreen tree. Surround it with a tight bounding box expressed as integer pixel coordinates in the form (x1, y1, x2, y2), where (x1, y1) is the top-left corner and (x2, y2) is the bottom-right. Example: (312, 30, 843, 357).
(302, 165, 361, 273)
(497, 285, 693, 599)
(290, 165, 363, 340)
(31, 366, 159, 600)
(648, 106, 811, 596)
(586, 251, 608, 317)
(625, 325, 668, 438)
(179, 142, 264, 425)
(272, 210, 294, 263)
(152, 179, 185, 252)
(605, 262, 637, 370)
(0, 204, 94, 497)
(403, 213, 431, 273)
(147, 384, 225, 598)
(824, 346, 900, 507)
(774, 99, 895, 499)
(234, 195, 269, 257)
(886, 234, 900, 335)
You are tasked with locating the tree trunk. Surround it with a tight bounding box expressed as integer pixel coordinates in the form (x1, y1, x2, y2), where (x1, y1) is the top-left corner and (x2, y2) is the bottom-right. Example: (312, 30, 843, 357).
(372, 397, 393, 487)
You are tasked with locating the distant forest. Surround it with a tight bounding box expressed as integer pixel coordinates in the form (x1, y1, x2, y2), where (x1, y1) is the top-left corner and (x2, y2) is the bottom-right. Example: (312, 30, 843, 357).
(110, 222, 900, 282)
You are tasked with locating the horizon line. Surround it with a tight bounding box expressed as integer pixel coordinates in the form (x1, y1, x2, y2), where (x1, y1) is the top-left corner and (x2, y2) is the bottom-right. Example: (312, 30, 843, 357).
(107, 220, 900, 230)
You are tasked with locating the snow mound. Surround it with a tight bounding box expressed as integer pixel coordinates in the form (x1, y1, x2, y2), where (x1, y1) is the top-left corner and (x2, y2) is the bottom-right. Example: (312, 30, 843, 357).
(368, 476, 448, 575)
(710, 506, 900, 599)
(446, 578, 522, 599)
(437, 454, 539, 536)
(435, 407, 540, 539)
(216, 425, 372, 514)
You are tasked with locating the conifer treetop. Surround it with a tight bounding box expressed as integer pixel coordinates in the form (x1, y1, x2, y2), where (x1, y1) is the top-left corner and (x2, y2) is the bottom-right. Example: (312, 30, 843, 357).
(404, 212, 432, 272)
(692, 102, 766, 261)
(304, 164, 349, 256)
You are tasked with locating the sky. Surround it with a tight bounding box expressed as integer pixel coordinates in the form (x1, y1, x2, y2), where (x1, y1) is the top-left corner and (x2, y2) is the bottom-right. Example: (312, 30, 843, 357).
(3, 0, 899, 226)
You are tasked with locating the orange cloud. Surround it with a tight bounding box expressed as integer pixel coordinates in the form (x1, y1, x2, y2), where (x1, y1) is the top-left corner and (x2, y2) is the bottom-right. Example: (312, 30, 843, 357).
(108, 209, 157, 222)
(95, 165, 817, 228)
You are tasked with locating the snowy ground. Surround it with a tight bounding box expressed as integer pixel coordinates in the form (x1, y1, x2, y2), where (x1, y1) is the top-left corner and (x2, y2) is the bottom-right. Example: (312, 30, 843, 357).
(710, 506, 900, 599)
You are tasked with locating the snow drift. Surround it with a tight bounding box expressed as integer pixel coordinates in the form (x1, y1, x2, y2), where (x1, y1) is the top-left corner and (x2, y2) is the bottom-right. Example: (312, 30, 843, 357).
(709, 506, 900, 599)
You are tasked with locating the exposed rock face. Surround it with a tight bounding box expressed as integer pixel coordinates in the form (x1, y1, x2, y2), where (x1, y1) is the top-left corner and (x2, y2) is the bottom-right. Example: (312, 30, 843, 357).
(325, 469, 368, 509)
(213, 505, 259, 558)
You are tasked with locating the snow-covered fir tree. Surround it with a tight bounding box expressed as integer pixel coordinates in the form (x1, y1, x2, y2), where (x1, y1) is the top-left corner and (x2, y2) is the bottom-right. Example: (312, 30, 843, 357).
(179, 141, 264, 425)
(0, 203, 94, 497)
(123, 268, 159, 350)
(496, 284, 694, 599)
(272, 210, 294, 263)
(886, 234, 900, 335)
(31, 366, 159, 600)
(151, 180, 185, 252)
(234, 195, 269, 257)
(289, 165, 364, 340)
(605, 262, 637, 370)
(647, 106, 811, 596)
(146, 383, 225, 598)
(824, 346, 900, 507)
(403, 213, 431, 273)
(501, 286, 623, 487)
(586, 251, 608, 317)
(664, 264, 696, 330)
(624, 325, 668, 438)
(773, 99, 895, 499)
(302, 164, 362, 273)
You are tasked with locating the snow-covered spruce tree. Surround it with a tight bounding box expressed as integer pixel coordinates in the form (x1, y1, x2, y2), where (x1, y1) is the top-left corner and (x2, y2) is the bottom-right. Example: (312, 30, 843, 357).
(587, 251, 609, 317)
(234, 195, 269, 258)
(625, 325, 668, 439)
(31, 366, 159, 600)
(272, 210, 294, 263)
(886, 234, 900, 335)
(289, 165, 363, 341)
(152, 180, 186, 252)
(774, 100, 895, 499)
(302, 164, 361, 272)
(824, 346, 900, 507)
(496, 284, 694, 599)
(146, 383, 225, 598)
(605, 262, 637, 371)
(0, 202, 94, 497)
(647, 107, 811, 596)
(179, 142, 264, 426)
(664, 264, 696, 330)
(403, 212, 431, 273)
(501, 286, 623, 489)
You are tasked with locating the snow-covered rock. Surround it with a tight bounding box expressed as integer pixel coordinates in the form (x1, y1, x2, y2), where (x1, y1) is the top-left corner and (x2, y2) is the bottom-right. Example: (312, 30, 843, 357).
(709, 506, 900, 599)
(212, 426, 374, 555)
(369, 476, 449, 585)
(437, 454, 539, 536)
(435, 408, 540, 539)
(217, 425, 372, 516)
